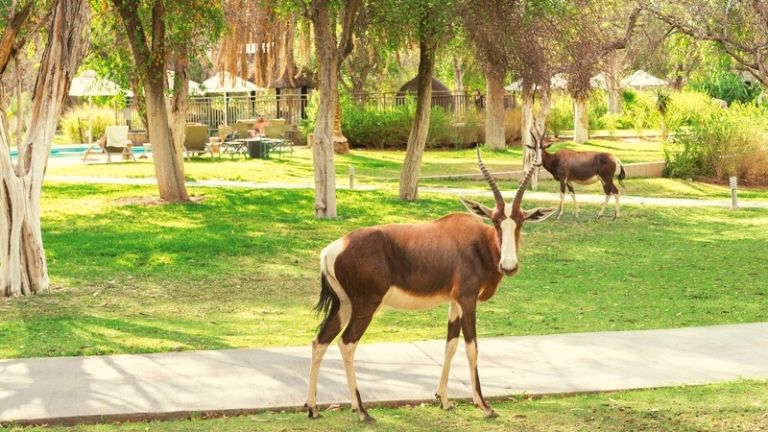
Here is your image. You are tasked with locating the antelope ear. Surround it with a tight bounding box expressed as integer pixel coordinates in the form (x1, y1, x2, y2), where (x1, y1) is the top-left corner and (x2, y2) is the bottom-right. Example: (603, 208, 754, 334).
(460, 197, 494, 219)
(524, 207, 556, 223)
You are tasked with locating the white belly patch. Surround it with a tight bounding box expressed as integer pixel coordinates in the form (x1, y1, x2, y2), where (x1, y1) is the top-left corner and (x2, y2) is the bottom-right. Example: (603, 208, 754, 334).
(381, 286, 448, 310)
(571, 175, 599, 185)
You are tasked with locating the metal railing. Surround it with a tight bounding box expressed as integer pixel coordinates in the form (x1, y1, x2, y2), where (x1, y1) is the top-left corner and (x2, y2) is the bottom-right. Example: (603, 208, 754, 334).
(117, 91, 516, 136)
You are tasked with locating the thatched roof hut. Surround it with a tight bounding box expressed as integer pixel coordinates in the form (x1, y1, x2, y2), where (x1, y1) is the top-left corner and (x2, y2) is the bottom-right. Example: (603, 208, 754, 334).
(396, 76, 455, 111)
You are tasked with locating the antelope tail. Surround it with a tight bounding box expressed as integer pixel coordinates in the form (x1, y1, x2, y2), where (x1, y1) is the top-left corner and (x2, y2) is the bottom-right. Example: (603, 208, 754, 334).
(618, 163, 627, 190)
(314, 273, 340, 332)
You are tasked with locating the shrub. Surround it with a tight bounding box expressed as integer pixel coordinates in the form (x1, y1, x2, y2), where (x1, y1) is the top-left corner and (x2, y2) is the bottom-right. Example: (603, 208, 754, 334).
(588, 91, 608, 130)
(60, 105, 116, 144)
(688, 70, 761, 105)
(546, 93, 572, 137)
(339, 98, 459, 149)
(665, 102, 768, 181)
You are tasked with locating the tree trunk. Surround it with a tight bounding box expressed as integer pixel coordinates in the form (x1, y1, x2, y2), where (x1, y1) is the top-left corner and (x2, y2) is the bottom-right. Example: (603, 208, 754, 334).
(311, 1, 340, 218)
(452, 55, 464, 93)
(573, 96, 589, 144)
(607, 80, 621, 114)
(399, 33, 437, 202)
(113, 0, 189, 203)
(521, 87, 533, 151)
(0, 0, 89, 297)
(145, 69, 189, 202)
(484, 63, 505, 150)
(169, 49, 191, 158)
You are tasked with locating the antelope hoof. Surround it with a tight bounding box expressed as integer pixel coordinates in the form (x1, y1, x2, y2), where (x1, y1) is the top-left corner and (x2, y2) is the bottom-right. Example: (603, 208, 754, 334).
(359, 413, 376, 423)
(595, 213, 603, 221)
(305, 403, 321, 419)
(484, 408, 499, 419)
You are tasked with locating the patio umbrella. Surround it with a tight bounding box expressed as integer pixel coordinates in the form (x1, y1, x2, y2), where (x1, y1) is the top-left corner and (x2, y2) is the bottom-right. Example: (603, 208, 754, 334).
(201, 72, 260, 125)
(620, 70, 668, 90)
(505, 74, 568, 92)
(69, 70, 125, 143)
(166, 71, 203, 95)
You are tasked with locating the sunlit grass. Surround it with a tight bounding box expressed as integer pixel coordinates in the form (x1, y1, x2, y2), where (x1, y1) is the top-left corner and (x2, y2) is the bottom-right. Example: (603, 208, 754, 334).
(7, 380, 768, 431)
(1, 183, 766, 359)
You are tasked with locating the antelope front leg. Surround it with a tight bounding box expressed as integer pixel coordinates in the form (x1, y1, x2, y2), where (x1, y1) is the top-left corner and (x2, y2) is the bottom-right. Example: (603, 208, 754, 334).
(459, 301, 497, 418)
(567, 183, 579, 218)
(596, 193, 611, 220)
(435, 301, 462, 410)
(613, 193, 621, 219)
(556, 182, 567, 219)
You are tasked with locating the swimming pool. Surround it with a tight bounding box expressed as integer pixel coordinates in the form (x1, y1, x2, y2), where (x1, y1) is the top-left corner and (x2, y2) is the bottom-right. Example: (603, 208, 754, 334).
(10, 145, 149, 158)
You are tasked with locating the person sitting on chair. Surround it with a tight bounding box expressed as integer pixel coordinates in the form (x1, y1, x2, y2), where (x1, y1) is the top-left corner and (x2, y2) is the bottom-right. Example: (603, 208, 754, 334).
(250, 116, 269, 137)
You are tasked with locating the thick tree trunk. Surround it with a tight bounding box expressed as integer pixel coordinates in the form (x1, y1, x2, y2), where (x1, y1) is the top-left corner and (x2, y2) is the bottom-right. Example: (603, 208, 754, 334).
(0, 0, 89, 297)
(484, 64, 505, 150)
(145, 70, 189, 202)
(399, 34, 437, 202)
(114, 0, 188, 203)
(573, 96, 589, 143)
(311, 1, 340, 218)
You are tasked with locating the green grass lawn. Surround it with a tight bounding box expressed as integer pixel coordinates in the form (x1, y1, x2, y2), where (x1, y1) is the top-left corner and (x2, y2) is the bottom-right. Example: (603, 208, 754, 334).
(6, 380, 767, 431)
(1, 184, 766, 359)
(46, 137, 664, 183)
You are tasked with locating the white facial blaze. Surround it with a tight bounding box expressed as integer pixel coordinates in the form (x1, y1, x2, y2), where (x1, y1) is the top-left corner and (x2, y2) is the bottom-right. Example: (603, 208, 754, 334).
(499, 217, 518, 272)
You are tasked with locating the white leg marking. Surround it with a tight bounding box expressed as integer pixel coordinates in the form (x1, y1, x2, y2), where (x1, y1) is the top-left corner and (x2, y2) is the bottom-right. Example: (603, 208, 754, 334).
(614, 193, 621, 219)
(465, 340, 482, 407)
(306, 341, 330, 417)
(339, 340, 361, 411)
(570, 190, 579, 217)
(557, 191, 565, 219)
(597, 193, 611, 219)
(436, 302, 462, 409)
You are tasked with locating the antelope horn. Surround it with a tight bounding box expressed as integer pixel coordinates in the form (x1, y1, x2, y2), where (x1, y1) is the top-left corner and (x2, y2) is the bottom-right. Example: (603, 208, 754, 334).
(513, 162, 540, 209)
(476, 146, 504, 208)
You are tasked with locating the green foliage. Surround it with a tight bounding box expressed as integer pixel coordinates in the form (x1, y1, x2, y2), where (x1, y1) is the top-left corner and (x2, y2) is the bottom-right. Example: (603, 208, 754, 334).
(665, 102, 768, 180)
(546, 93, 572, 137)
(688, 70, 762, 105)
(588, 91, 607, 129)
(60, 105, 118, 143)
(339, 97, 455, 149)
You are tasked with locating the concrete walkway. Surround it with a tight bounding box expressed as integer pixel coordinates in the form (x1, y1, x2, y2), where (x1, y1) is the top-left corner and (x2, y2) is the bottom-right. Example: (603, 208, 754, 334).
(1, 323, 767, 424)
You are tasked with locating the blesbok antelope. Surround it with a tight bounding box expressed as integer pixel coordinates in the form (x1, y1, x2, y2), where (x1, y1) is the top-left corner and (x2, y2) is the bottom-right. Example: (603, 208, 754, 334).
(528, 130, 626, 220)
(305, 150, 555, 422)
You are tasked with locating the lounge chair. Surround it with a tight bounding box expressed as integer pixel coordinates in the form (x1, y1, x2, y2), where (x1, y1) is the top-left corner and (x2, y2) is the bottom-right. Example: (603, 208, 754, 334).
(183, 124, 212, 158)
(82, 125, 135, 163)
(264, 119, 292, 158)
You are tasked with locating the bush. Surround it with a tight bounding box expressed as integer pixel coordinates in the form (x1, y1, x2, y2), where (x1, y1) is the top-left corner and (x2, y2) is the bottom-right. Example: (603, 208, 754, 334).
(60, 105, 116, 144)
(688, 70, 762, 105)
(665, 102, 768, 181)
(546, 93, 572, 137)
(339, 98, 458, 149)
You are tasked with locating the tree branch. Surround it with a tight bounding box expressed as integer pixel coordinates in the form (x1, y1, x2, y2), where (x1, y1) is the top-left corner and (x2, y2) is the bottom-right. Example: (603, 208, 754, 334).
(0, 2, 33, 75)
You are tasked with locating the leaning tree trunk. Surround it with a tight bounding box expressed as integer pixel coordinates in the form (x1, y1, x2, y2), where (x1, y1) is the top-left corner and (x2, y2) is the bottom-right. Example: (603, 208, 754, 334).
(452, 55, 464, 93)
(607, 77, 622, 114)
(311, 1, 341, 218)
(521, 84, 534, 159)
(573, 95, 589, 144)
(484, 63, 506, 150)
(0, 0, 90, 297)
(399, 32, 437, 202)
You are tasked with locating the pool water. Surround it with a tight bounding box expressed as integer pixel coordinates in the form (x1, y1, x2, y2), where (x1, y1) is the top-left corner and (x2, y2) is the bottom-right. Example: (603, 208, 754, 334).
(10, 145, 149, 158)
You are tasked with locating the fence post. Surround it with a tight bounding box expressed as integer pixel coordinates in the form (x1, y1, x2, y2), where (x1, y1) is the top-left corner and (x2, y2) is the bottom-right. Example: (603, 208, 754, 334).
(349, 165, 355, 190)
(730, 176, 738, 209)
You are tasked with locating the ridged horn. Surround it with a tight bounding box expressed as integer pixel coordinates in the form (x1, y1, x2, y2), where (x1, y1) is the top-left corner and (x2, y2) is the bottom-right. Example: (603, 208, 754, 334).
(513, 163, 539, 209)
(476, 146, 504, 208)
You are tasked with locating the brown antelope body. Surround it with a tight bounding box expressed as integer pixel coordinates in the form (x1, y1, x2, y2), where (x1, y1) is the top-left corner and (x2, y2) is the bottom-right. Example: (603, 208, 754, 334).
(305, 151, 555, 422)
(530, 134, 626, 219)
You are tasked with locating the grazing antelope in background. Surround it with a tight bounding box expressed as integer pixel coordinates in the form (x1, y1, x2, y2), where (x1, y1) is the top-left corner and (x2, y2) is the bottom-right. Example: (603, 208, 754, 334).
(528, 128, 626, 220)
(305, 150, 555, 422)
